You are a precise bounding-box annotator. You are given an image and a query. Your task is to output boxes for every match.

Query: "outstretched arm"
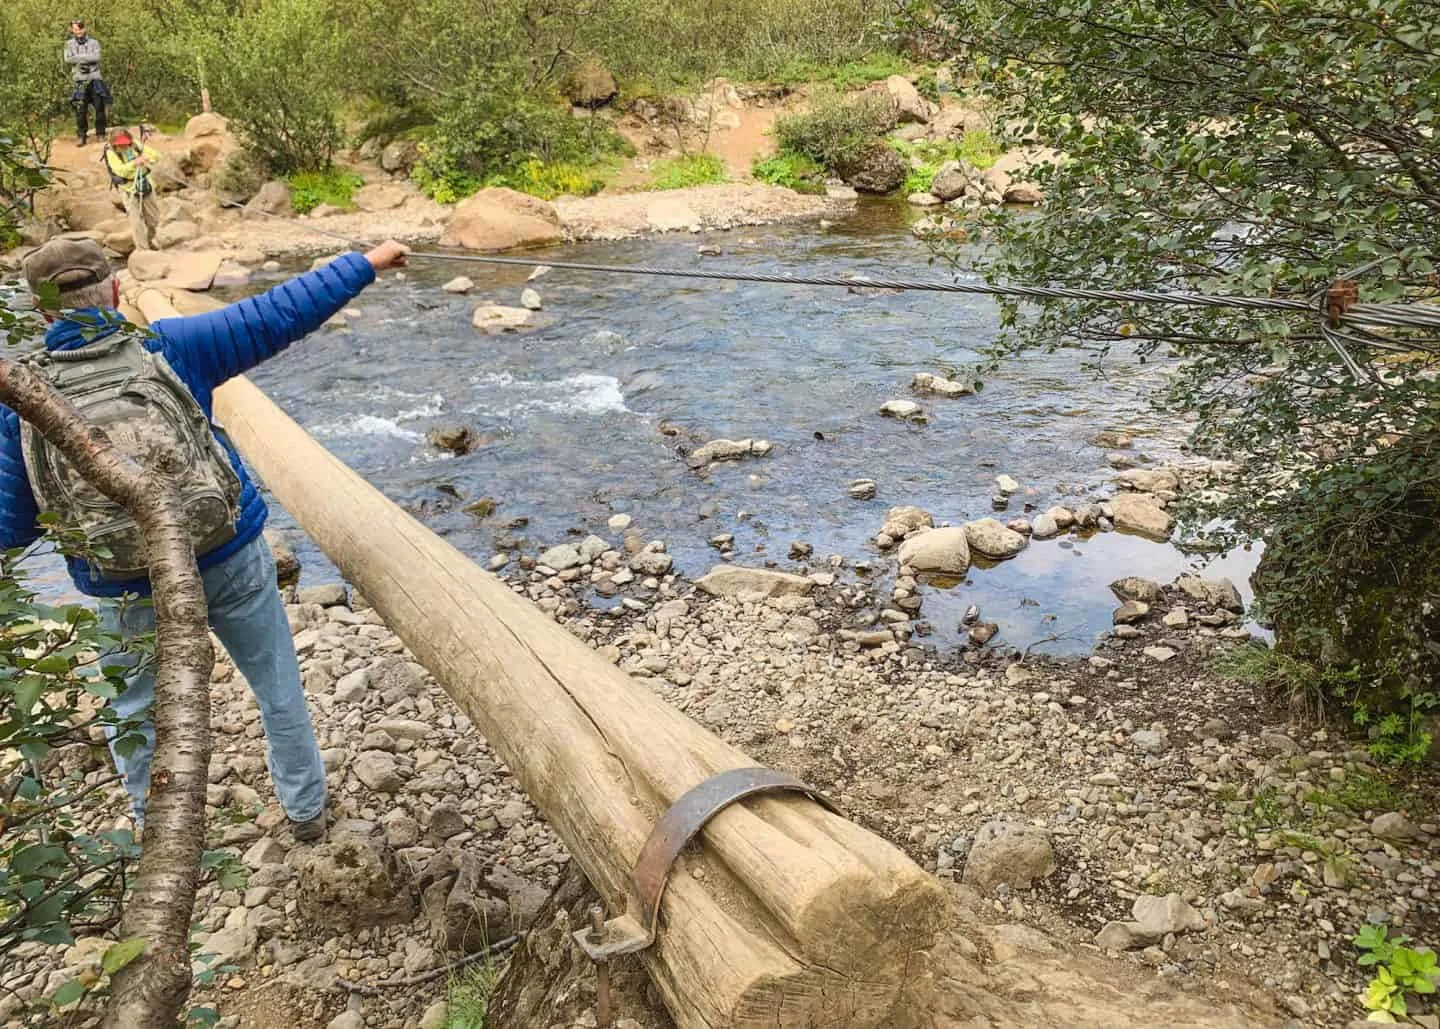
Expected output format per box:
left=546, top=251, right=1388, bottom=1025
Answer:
left=151, top=242, right=408, bottom=391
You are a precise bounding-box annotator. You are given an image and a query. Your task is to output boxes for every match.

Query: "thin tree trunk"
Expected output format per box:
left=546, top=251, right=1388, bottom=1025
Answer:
left=0, top=357, right=212, bottom=1027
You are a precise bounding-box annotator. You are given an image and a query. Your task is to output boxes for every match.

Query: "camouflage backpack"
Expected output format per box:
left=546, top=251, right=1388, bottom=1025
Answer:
left=21, top=333, right=242, bottom=581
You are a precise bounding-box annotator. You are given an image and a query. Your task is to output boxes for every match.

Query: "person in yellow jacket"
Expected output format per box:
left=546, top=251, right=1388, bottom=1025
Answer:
left=105, top=129, right=162, bottom=250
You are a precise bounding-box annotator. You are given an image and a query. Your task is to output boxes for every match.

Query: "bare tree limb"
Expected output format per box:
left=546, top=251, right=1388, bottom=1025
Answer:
left=0, top=355, right=212, bottom=1028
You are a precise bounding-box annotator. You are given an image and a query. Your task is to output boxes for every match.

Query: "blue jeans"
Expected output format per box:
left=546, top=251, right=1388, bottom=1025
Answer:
left=101, top=535, right=326, bottom=824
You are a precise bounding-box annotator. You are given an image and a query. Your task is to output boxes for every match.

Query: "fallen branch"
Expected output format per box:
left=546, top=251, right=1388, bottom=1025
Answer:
left=0, top=353, right=213, bottom=1028
left=335, top=934, right=523, bottom=995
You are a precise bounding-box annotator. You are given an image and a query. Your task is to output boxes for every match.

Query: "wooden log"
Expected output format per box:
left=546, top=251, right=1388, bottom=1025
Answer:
left=129, top=286, right=948, bottom=1027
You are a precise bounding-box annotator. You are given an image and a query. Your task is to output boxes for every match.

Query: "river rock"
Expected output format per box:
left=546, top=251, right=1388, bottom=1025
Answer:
left=908, top=192, right=942, bottom=207
left=426, top=852, right=511, bottom=952
left=1112, top=601, right=1150, bottom=625
left=879, top=506, right=933, bottom=544
left=994, top=475, right=1020, bottom=495
left=520, top=287, right=543, bottom=310
left=837, top=141, right=907, bottom=194
left=155, top=220, right=200, bottom=248
left=1093, top=429, right=1134, bottom=449
left=898, top=527, right=971, bottom=575
left=964, top=518, right=1027, bottom=559
left=1029, top=511, right=1060, bottom=539
left=353, top=751, right=402, bottom=793
left=962, top=820, right=1056, bottom=893
left=244, top=181, right=292, bottom=218
left=1162, top=607, right=1190, bottom=628
left=1133, top=893, right=1205, bottom=937
left=1109, top=493, right=1174, bottom=539
left=442, top=276, right=474, bottom=294
left=427, top=425, right=478, bottom=454
left=1111, top=576, right=1161, bottom=603
left=1173, top=575, right=1244, bottom=612
left=688, top=438, right=771, bottom=468
left=696, top=566, right=813, bottom=599
left=381, top=139, right=421, bottom=175
left=266, top=530, right=301, bottom=586
left=298, top=837, right=415, bottom=931
left=848, top=479, right=877, bottom=500
left=969, top=622, right=999, bottom=646
left=299, top=583, right=347, bottom=608
left=1371, top=812, right=1417, bottom=842
left=930, top=167, right=969, bottom=202
left=472, top=305, right=535, bottom=334
left=630, top=549, right=674, bottom=576
left=539, top=543, right=583, bottom=571
left=1116, top=467, right=1181, bottom=494
left=441, top=187, right=563, bottom=251
left=879, top=399, right=926, bottom=421
left=883, top=74, right=934, bottom=124
left=1143, top=646, right=1177, bottom=663
left=912, top=372, right=973, bottom=398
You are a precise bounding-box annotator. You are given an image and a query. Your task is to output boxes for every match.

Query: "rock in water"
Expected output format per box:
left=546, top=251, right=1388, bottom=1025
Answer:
left=1111, top=576, right=1161, bottom=603
left=297, top=838, right=415, bottom=930
left=837, top=141, right=907, bottom=194
left=848, top=478, right=877, bottom=500
left=440, top=187, right=563, bottom=251
left=442, top=276, right=474, bottom=294
left=962, top=820, right=1056, bottom=893
left=898, top=527, right=971, bottom=575
left=879, top=399, right=926, bottom=421
left=964, top=518, right=1028, bottom=559
left=427, top=425, right=478, bottom=454
left=471, top=304, right=535, bottom=334
left=1112, top=600, right=1150, bottom=625
left=912, top=371, right=974, bottom=398
left=520, top=287, right=543, bottom=311
left=1173, top=574, right=1245, bottom=612
left=1108, top=492, right=1174, bottom=539
left=995, top=474, right=1021, bottom=495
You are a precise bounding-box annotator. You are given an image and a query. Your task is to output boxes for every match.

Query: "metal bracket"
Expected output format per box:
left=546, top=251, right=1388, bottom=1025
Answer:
left=1324, top=279, right=1359, bottom=322
left=572, top=766, right=839, bottom=961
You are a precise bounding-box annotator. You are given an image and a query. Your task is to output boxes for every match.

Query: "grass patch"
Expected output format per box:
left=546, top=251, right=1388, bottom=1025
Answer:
left=1305, top=771, right=1409, bottom=817
left=444, top=960, right=504, bottom=1029
left=891, top=132, right=1004, bottom=194
left=288, top=168, right=365, bottom=214
left=489, top=157, right=615, bottom=200
left=650, top=153, right=728, bottom=190
left=751, top=151, right=827, bottom=194
left=775, top=51, right=911, bottom=90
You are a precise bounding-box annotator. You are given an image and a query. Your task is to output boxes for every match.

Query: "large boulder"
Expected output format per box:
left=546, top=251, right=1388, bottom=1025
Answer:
left=1109, top=492, right=1174, bottom=539
left=297, top=837, right=415, bottom=931
left=244, top=180, right=292, bottom=218
left=561, top=57, right=619, bottom=109
left=128, top=249, right=225, bottom=290
left=898, top=527, right=971, bottom=576
left=184, top=113, right=230, bottom=140
left=882, top=75, right=934, bottom=125
left=696, top=566, right=813, bottom=599
left=154, top=220, right=201, bottom=249
left=380, top=139, right=420, bottom=175
left=440, top=188, right=563, bottom=252
left=964, top=518, right=1028, bottom=560
left=1174, top=575, right=1244, bottom=612
left=962, top=820, right=1056, bottom=893
left=837, top=142, right=907, bottom=195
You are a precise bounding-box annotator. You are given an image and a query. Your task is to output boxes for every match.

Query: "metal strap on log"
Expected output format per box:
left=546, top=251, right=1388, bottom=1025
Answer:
left=124, top=282, right=948, bottom=1028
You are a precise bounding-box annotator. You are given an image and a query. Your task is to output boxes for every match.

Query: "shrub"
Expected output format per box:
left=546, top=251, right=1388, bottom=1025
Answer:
left=488, top=158, right=611, bottom=200
left=751, top=151, right=827, bottom=194
left=287, top=169, right=364, bottom=214
left=650, top=153, right=728, bottom=190
left=893, top=133, right=1003, bottom=193
left=772, top=89, right=896, bottom=171
left=211, top=149, right=266, bottom=201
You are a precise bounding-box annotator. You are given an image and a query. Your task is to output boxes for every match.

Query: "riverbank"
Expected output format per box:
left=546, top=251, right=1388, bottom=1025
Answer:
left=4, top=525, right=1433, bottom=1028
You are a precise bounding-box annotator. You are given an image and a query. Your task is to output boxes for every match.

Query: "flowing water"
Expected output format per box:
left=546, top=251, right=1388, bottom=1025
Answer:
left=15, top=202, right=1261, bottom=653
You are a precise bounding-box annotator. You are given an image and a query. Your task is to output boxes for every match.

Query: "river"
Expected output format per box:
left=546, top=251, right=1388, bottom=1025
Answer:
left=9, top=201, right=1259, bottom=654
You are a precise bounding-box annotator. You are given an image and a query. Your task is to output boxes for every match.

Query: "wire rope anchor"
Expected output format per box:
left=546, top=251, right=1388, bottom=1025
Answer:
left=1323, top=279, right=1359, bottom=323
left=571, top=767, right=840, bottom=1021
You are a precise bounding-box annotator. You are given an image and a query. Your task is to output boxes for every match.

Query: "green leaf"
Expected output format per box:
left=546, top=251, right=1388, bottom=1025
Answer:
left=102, top=937, right=148, bottom=975
left=50, top=980, right=85, bottom=1007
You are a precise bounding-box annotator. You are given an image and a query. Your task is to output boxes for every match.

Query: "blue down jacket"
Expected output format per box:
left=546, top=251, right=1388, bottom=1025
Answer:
left=0, top=252, right=375, bottom=596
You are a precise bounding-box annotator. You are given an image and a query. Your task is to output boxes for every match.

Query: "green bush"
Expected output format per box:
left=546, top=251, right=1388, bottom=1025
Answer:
left=892, top=133, right=1003, bottom=193
left=772, top=89, right=896, bottom=171
left=211, top=149, right=266, bottom=201
left=287, top=169, right=364, bottom=213
left=412, top=71, right=631, bottom=202
left=751, top=151, right=826, bottom=194
left=488, top=158, right=612, bottom=200
left=650, top=153, right=727, bottom=190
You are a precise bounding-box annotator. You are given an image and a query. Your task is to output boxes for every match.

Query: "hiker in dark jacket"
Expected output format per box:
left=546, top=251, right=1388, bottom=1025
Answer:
left=1, top=236, right=410, bottom=839
left=65, top=20, right=109, bottom=146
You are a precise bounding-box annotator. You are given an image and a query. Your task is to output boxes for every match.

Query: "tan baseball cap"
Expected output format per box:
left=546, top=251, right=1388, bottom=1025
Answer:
left=22, top=238, right=112, bottom=294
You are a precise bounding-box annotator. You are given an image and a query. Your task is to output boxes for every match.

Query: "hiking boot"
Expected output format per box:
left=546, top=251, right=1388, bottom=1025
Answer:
left=290, top=812, right=326, bottom=843
left=77, top=136, right=88, bottom=147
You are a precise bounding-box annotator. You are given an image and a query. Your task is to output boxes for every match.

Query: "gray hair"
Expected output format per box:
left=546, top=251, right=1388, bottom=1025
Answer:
left=55, top=275, right=117, bottom=311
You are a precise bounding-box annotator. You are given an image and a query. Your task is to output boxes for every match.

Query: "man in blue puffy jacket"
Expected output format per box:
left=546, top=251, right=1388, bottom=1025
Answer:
left=2, top=236, right=410, bottom=840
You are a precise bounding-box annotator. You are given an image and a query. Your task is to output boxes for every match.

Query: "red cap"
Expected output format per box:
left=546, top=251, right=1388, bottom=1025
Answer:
left=112, top=130, right=133, bottom=146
